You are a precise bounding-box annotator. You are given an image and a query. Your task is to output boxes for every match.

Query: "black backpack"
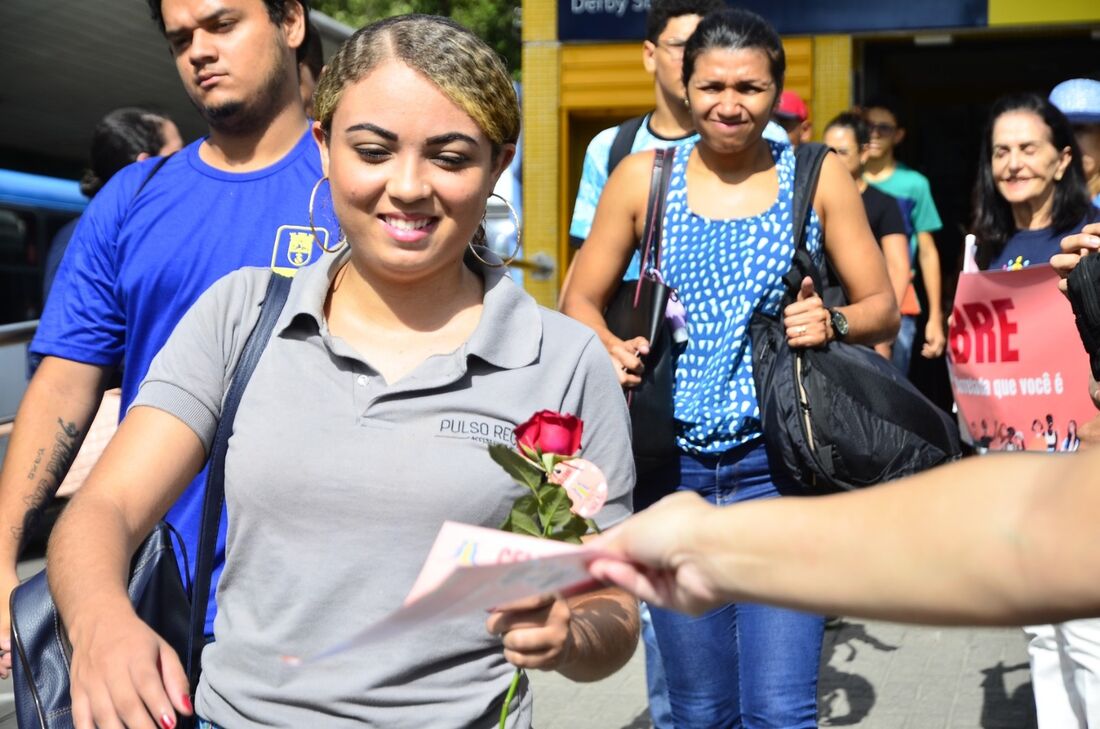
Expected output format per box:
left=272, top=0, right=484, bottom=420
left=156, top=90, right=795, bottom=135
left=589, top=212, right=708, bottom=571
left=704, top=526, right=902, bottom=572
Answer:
left=750, top=143, right=962, bottom=492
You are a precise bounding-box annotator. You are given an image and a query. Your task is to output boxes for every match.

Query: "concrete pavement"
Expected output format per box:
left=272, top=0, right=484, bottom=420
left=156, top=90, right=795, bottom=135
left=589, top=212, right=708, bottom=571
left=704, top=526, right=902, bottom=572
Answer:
left=528, top=618, right=1038, bottom=728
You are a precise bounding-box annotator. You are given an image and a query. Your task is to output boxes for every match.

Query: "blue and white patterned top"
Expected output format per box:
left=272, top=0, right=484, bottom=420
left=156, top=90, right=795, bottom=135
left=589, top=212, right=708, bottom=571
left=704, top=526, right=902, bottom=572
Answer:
left=661, top=139, right=824, bottom=454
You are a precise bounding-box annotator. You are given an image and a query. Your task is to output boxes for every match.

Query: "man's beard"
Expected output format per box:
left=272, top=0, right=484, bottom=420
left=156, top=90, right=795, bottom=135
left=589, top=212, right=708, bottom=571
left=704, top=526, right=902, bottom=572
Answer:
left=193, top=46, right=290, bottom=135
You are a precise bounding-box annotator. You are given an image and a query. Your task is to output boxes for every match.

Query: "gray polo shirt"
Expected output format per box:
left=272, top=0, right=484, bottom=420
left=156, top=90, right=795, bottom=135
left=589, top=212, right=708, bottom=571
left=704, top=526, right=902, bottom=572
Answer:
left=132, top=249, right=634, bottom=729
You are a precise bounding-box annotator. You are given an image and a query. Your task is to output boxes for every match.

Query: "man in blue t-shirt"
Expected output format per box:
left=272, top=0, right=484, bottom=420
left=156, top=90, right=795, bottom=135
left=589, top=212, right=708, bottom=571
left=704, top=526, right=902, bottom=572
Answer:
left=0, top=0, right=330, bottom=673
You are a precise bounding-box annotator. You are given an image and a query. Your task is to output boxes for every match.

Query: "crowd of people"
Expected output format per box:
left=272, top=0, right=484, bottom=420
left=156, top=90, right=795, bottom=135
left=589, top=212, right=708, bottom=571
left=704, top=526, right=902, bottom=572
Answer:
left=0, top=0, right=1098, bottom=728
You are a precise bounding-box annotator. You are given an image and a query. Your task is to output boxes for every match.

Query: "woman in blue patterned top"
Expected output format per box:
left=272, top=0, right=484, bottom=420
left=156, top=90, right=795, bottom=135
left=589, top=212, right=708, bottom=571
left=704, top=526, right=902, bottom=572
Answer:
left=562, top=8, right=898, bottom=728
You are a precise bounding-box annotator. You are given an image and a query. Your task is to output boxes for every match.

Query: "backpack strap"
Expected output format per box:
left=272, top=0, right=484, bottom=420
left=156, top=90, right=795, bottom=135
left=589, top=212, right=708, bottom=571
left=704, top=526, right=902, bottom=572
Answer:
left=185, top=270, right=294, bottom=689
left=633, top=147, right=674, bottom=304
left=780, top=143, right=831, bottom=298
left=607, top=114, right=648, bottom=176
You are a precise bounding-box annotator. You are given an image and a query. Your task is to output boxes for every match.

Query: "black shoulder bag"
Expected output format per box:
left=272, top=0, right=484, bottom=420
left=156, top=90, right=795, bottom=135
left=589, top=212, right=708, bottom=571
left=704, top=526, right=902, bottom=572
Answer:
left=10, top=271, right=293, bottom=729
left=603, top=147, right=677, bottom=475
left=750, top=143, right=962, bottom=492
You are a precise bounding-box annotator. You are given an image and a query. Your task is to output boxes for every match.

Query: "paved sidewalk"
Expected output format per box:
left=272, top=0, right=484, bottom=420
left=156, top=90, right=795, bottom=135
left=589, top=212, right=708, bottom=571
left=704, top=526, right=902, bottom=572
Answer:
left=529, top=618, right=1038, bottom=728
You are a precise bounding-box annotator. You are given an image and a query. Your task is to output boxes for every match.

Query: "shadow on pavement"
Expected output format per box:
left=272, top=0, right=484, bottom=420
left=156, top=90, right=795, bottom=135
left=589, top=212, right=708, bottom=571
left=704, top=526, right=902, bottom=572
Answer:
left=979, top=661, right=1037, bottom=729
left=818, top=620, right=899, bottom=726
left=619, top=708, right=653, bottom=729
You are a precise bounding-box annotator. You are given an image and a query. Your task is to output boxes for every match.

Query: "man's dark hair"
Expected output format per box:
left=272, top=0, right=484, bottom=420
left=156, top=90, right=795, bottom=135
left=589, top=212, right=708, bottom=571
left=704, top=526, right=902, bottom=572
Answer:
left=146, top=0, right=311, bottom=63
left=645, top=0, right=725, bottom=43
left=862, top=95, right=904, bottom=124
left=681, top=8, right=785, bottom=94
left=971, top=92, right=1092, bottom=269
left=81, top=108, right=170, bottom=197
left=824, top=112, right=870, bottom=147
left=301, top=20, right=324, bottom=77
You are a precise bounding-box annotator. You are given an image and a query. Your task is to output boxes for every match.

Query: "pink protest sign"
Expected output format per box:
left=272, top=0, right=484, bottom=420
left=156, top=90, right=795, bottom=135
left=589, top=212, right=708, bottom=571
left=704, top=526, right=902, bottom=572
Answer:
left=288, top=522, right=607, bottom=664
left=947, top=266, right=1093, bottom=452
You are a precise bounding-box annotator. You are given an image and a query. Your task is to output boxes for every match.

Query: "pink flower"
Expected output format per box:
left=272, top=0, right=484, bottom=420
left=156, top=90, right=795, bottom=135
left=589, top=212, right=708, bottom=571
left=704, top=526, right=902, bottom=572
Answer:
left=514, top=411, right=583, bottom=457
left=549, top=459, right=608, bottom=519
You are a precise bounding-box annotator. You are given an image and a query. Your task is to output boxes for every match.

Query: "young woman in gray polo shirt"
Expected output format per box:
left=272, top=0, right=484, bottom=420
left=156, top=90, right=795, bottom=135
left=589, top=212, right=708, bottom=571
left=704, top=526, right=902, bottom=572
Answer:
left=47, top=15, right=639, bottom=729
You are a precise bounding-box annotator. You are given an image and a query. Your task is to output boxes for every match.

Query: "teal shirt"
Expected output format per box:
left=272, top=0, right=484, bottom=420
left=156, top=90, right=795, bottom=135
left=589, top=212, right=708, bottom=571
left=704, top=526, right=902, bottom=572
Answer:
left=865, top=162, right=942, bottom=260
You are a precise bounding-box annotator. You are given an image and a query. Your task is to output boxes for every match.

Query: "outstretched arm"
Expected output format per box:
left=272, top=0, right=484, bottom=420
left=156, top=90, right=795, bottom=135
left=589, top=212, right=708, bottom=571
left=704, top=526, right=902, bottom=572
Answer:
left=590, top=451, right=1100, bottom=626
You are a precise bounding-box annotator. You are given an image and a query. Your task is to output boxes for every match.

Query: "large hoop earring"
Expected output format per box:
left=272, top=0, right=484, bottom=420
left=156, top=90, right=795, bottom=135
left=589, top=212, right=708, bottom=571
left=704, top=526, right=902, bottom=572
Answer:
left=309, top=176, right=345, bottom=253
left=467, top=192, right=522, bottom=268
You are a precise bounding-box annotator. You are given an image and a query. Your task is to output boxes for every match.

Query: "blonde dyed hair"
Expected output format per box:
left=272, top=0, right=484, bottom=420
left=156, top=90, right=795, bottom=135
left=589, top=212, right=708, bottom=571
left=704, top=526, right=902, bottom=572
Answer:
left=314, top=14, right=520, bottom=155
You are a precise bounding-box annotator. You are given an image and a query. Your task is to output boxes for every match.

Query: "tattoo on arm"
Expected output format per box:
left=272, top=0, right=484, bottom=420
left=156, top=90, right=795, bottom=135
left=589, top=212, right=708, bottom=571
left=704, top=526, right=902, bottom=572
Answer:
left=11, top=419, right=83, bottom=549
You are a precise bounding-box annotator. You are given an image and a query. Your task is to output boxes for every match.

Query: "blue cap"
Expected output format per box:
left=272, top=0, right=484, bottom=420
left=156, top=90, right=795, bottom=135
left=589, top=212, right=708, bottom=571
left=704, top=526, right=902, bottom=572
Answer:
left=1049, top=78, right=1100, bottom=125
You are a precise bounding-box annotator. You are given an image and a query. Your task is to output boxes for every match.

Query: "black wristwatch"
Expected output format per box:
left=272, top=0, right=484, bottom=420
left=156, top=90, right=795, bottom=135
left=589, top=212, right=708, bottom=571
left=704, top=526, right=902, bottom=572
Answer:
left=829, top=308, right=849, bottom=341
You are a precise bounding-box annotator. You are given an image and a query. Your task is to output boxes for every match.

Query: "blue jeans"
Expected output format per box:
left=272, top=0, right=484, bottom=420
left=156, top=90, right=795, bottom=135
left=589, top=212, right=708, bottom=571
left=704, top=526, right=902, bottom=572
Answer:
left=641, top=439, right=824, bottom=728
left=640, top=601, right=673, bottom=728
left=891, top=313, right=917, bottom=375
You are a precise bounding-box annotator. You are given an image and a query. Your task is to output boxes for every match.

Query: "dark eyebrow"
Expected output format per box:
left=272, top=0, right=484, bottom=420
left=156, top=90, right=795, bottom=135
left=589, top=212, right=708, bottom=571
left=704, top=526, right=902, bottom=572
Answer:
left=427, top=132, right=479, bottom=147
left=346, top=123, right=397, bottom=141
left=165, top=7, right=232, bottom=38
left=344, top=125, right=479, bottom=148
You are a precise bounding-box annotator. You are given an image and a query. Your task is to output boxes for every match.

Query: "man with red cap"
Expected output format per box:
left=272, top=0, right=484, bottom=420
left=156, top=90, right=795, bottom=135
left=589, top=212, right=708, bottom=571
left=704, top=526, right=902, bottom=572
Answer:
left=773, top=90, right=812, bottom=148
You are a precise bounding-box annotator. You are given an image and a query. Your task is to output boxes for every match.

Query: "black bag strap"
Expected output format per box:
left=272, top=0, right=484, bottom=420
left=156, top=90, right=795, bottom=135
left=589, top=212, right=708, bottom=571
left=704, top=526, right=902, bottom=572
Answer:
left=185, top=270, right=294, bottom=688
left=134, top=153, right=175, bottom=199
left=633, top=147, right=675, bottom=305
left=780, top=142, right=831, bottom=299
left=607, top=114, right=648, bottom=175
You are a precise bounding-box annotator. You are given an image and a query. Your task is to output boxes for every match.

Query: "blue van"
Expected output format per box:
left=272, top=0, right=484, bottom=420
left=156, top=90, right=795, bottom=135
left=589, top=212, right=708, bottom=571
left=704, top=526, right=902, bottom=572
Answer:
left=0, top=170, right=88, bottom=433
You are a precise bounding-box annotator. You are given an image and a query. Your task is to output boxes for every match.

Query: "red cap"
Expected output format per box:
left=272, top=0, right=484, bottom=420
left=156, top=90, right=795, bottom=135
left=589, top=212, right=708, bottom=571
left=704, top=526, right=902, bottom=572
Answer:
left=774, top=91, right=808, bottom=122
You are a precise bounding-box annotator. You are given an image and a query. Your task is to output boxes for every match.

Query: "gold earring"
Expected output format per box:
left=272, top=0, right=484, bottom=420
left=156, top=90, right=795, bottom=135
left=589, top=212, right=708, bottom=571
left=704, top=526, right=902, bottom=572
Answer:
left=309, top=176, right=346, bottom=253
left=467, top=193, right=522, bottom=268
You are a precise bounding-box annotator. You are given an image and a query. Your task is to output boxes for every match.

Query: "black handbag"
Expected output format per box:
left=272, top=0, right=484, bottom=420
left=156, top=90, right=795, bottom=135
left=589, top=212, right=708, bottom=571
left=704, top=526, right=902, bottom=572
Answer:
left=751, top=144, right=962, bottom=492
left=10, top=271, right=293, bottom=729
left=603, top=147, right=677, bottom=473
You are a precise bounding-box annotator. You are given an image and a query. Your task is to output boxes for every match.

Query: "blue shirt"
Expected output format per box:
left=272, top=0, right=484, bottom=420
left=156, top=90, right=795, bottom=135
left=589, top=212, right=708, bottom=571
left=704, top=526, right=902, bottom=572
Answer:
left=985, top=208, right=1100, bottom=271
left=660, top=140, right=823, bottom=454
left=31, top=129, right=332, bottom=633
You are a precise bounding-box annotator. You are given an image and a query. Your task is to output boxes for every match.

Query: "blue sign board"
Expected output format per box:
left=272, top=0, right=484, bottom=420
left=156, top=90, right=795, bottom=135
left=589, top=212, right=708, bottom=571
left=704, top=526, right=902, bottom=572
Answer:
left=559, top=0, right=987, bottom=42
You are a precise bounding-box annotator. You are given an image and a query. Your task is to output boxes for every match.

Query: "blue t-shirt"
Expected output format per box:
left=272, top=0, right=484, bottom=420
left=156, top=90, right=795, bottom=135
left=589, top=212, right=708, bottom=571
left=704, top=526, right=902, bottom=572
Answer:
left=660, top=139, right=823, bottom=454
left=31, top=129, right=332, bottom=633
left=569, top=115, right=789, bottom=279
left=985, top=207, right=1100, bottom=271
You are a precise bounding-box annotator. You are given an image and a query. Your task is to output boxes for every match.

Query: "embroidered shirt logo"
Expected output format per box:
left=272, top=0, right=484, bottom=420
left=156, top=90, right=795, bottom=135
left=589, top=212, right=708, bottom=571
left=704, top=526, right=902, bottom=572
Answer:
left=435, top=417, right=517, bottom=447
left=270, top=225, right=328, bottom=276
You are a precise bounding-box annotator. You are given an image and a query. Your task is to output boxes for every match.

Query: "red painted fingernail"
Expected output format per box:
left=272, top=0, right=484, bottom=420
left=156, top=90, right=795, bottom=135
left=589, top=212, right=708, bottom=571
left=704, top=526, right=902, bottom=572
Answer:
left=160, top=713, right=176, bottom=729
left=181, top=694, right=193, bottom=713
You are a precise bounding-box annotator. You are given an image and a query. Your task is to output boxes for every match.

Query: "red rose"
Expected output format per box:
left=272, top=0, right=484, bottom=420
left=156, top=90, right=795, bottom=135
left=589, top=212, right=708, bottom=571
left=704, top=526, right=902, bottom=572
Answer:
left=514, top=411, right=583, bottom=456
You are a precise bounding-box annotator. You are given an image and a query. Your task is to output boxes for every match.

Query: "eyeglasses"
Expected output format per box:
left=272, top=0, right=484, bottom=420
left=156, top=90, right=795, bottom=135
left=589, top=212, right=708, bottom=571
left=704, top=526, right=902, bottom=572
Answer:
left=867, top=122, right=898, bottom=136
left=657, top=39, right=687, bottom=59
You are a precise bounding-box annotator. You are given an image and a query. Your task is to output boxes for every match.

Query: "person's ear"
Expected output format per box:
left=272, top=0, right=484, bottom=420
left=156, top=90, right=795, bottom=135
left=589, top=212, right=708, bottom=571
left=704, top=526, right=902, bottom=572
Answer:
left=642, top=41, right=657, bottom=75
left=893, top=126, right=906, bottom=146
left=284, top=0, right=307, bottom=55
left=859, top=144, right=871, bottom=167
left=491, top=143, right=517, bottom=185
left=311, top=120, right=330, bottom=176
left=1054, top=146, right=1072, bottom=182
